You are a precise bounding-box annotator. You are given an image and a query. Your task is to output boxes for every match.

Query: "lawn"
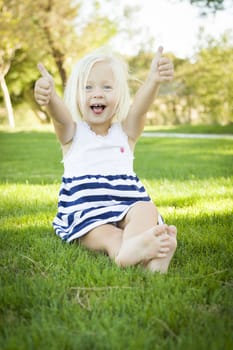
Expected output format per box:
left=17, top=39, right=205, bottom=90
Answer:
left=144, top=123, right=233, bottom=135
left=0, top=129, right=232, bottom=350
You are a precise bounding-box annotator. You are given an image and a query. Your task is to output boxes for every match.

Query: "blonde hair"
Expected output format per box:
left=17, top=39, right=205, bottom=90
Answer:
left=64, top=48, right=131, bottom=122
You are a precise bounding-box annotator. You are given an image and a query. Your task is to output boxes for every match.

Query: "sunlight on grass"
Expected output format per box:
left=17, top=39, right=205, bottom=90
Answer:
left=1, top=176, right=232, bottom=232
left=144, top=177, right=232, bottom=217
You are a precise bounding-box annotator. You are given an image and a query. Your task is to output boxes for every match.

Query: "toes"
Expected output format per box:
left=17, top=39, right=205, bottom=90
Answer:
left=160, top=247, right=170, bottom=254
left=157, top=252, right=167, bottom=258
left=168, top=225, right=177, bottom=237
left=160, top=233, right=170, bottom=242
left=154, top=224, right=168, bottom=237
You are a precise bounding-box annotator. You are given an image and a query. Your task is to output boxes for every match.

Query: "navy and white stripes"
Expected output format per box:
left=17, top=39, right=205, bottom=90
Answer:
left=53, top=174, right=151, bottom=242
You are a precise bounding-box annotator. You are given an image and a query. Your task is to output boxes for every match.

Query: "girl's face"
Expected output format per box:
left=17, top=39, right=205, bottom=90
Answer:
left=80, top=61, right=118, bottom=132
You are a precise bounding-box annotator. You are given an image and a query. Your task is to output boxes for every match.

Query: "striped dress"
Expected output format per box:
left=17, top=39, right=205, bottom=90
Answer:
left=53, top=121, right=163, bottom=243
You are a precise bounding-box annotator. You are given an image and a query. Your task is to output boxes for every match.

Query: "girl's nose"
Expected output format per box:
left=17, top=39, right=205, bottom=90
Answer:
left=93, top=87, right=104, bottom=98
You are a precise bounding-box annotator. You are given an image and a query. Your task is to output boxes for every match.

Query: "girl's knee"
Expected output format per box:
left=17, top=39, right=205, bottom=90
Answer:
left=123, top=201, right=158, bottom=227
left=134, top=201, right=158, bottom=216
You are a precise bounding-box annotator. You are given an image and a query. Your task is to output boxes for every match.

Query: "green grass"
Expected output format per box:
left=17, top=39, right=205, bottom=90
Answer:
left=144, top=123, right=233, bottom=134
left=0, top=130, right=233, bottom=350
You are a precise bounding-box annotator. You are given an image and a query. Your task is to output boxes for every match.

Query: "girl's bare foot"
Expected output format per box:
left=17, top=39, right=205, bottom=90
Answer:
left=146, top=225, right=177, bottom=273
left=115, top=224, right=170, bottom=267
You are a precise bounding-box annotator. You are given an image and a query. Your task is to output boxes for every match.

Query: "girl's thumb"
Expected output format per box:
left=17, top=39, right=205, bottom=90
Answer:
left=156, top=46, right=163, bottom=59
left=37, top=63, right=51, bottom=79
left=151, top=46, right=164, bottom=70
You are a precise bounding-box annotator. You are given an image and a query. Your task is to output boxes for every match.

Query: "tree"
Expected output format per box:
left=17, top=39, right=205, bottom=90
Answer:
left=190, top=0, right=225, bottom=12
left=0, top=0, right=23, bottom=127
left=125, top=29, right=233, bottom=126
left=174, top=30, right=233, bottom=124
left=177, top=0, right=228, bottom=14
left=193, top=32, right=233, bottom=123
left=0, top=0, right=120, bottom=126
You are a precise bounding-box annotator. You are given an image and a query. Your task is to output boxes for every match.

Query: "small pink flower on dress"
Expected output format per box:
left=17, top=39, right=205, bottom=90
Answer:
left=120, top=147, right=125, bottom=153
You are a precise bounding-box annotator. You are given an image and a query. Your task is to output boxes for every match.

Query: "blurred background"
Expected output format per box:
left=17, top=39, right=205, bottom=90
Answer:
left=1, top=0, right=233, bottom=129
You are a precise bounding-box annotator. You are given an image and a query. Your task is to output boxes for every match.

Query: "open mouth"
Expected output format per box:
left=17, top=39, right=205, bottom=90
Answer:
left=90, top=104, right=106, bottom=114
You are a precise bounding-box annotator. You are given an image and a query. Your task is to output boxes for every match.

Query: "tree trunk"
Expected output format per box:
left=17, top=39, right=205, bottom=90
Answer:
left=43, top=25, right=67, bottom=88
left=0, top=75, right=15, bottom=128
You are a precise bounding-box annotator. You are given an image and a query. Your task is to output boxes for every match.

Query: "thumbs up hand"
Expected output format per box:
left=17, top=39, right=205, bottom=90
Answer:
left=34, top=63, right=56, bottom=106
left=149, top=46, right=174, bottom=83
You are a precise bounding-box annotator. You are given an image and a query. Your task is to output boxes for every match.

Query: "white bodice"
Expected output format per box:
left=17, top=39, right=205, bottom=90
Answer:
left=62, top=121, right=134, bottom=177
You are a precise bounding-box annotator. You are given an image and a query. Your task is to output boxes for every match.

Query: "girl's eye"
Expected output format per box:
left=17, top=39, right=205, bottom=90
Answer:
left=103, top=85, right=112, bottom=90
left=85, top=85, right=92, bottom=90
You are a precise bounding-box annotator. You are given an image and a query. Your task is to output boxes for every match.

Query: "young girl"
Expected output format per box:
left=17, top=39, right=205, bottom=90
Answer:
left=34, top=46, right=177, bottom=273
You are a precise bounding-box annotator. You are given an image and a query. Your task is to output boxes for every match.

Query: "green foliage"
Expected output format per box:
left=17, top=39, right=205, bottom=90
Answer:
left=169, top=30, right=233, bottom=125
left=0, top=0, right=120, bottom=118
left=189, top=0, right=225, bottom=13
left=1, top=0, right=233, bottom=127
left=0, top=130, right=232, bottom=349
left=124, top=29, right=233, bottom=126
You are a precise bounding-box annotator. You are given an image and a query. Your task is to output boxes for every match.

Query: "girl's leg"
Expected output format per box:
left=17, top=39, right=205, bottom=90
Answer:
left=79, top=203, right=177, bottom=273
left=118, top=201, right=158, bottom=239
left=79, top=224, right=123, bottom=260
left=115, top=201, right=173, bottom=267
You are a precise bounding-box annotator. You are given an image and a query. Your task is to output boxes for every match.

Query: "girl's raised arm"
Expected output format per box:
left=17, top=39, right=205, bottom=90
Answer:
left=34, top=63, right=75, bottom=145
left=123, top=47, right=174, bottom=143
